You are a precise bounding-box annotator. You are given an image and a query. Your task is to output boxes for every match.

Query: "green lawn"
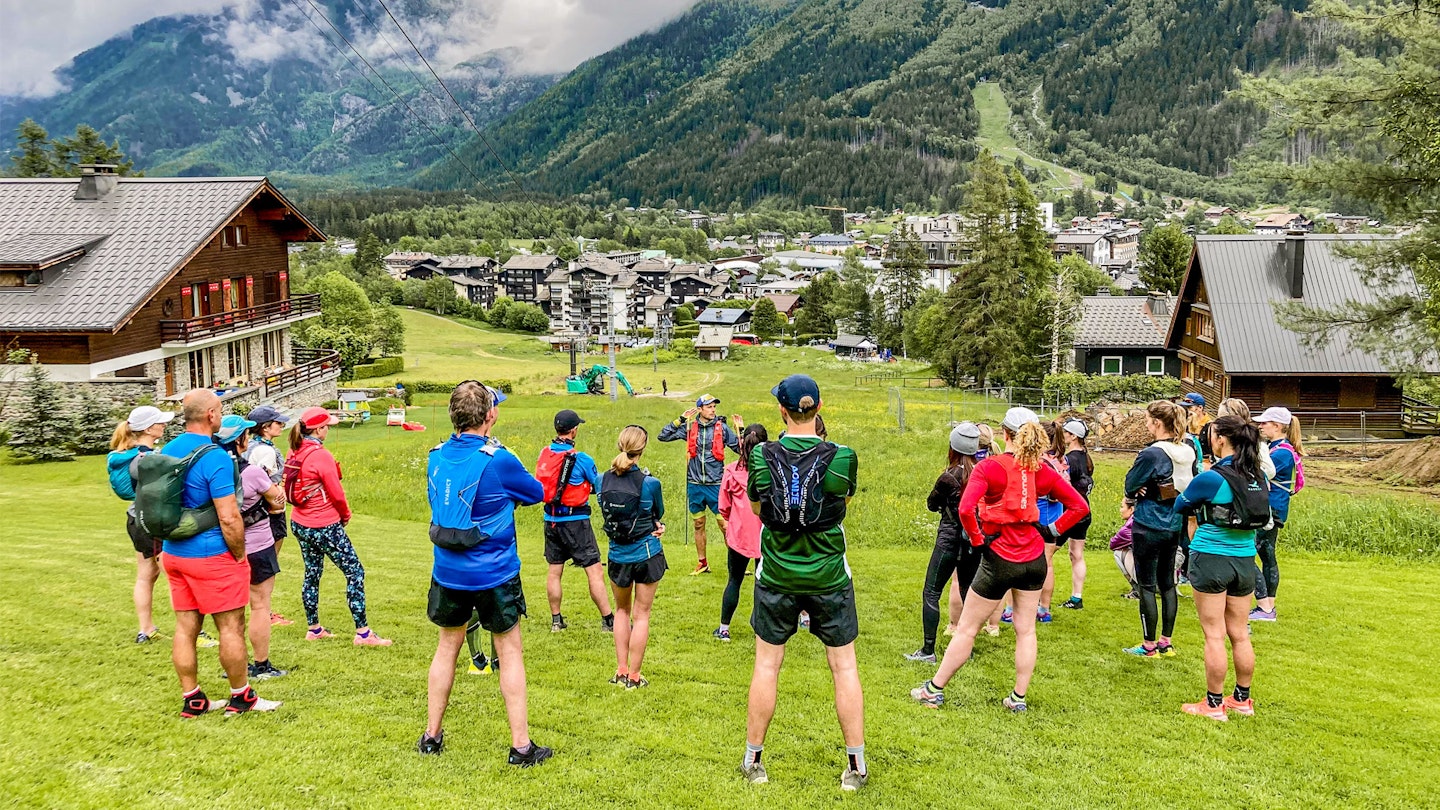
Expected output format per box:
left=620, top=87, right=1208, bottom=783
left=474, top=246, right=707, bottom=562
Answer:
left=4, top=329, right=1440, bottom=808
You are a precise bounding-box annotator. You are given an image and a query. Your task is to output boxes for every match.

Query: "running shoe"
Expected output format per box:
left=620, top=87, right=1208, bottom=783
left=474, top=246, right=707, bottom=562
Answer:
left=1156, top=643, right=1176, bottom=658
left=179, top=691, right=212, bottom=719
left=469, top=653, right=491, bottom=676
left=305, top=626, right=332, bottom=641
left=269, top=612, right=294, bottom=627
left=1249, top=608, right=1277, bottom=622
left=508, top=742, right=554, bottom=768
left=1061, top=597, right=1084, bottom=610
left=1222, top=695, right=1255, bottom=716
left=1123, top=644, right=1160, bottom=658
left=1000, top=608, right=1014, bottom=624
left=799, top=611, right=811, bottom=629
left=840, top=769, right=868, bottom=791
left=601, top=615, right=615, bottom=633
left=417, top=731, right=445, bottom=755
left=626, top=675, right=649, bottom=689
left=982, top=623, right=1001, bottom=637
left=197, top=631, right=219, bottom=649
left=910, top=682, right=945, bottom=708
left=1181, top=700, right=1228, bottom=722
left=250, top=661, right=289, bottom=680
left=713, top=627, right=732, bottom=642
left=690, top=561, right=711, bottom=575
left=136, top=630, right=160, bottom=645
left=741, top=762, right=769, bottom=785
left=1037, top=608, right=1053, bottom=624
left=1123, top=590, right=1140, bottom=600
left=1002, top=695, right=1028, bottom=713
left=551, top=615, right=568, bottom=633
left=904, top=649, right=937, bottom=664
left=354, top=630, right=392, bottom=646
left=224, top=687, right=282, bottom=717
left=609, top=672, right=628, bottom=686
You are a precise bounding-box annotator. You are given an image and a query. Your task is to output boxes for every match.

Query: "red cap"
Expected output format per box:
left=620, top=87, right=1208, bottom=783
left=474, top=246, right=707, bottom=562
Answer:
left=299, top=406, right=340, bottom=429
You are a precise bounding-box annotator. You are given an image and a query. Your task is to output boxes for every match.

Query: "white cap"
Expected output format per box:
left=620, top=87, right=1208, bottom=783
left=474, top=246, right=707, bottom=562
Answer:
left=1254, top=406, right=1294, bottom=425
left=1001, top=407, right=1040, bottom=432
left=1062, top=419, right=1088, bottom=440
left=127, top=405, right=176, bottom=432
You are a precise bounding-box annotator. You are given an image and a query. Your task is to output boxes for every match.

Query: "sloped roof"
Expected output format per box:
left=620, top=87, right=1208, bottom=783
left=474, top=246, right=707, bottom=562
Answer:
left=645, top=294, right=670, bottom=308
left=1054, top=232, right=1106, bottom=245
left=448, top=276, right=493, bottom=287
left=435, top=254, right=495, bottom=270
left=0, top=176, right=322, bottom=332
left=764, top=294, right=802, bottom=313
left=1075, top=295, right=1172, bottom=348
left=1166, top=235, right=1424, bottom=374
left=833, top=334, right=876, bottom=348
left=0, top=233, right=110, bottom=266
left=698, top=307, right=751, bottom=325
left=503, top=254, right=559, bottom=270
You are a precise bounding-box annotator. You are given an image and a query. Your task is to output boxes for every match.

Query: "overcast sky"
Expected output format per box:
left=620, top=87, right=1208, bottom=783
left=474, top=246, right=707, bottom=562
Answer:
left=0, top=0, right=698, bottom=96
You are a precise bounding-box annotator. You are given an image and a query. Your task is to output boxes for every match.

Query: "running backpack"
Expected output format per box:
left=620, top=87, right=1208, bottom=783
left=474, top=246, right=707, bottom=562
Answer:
left=758, top=440, right=846, bottom=533
left=426, top=441, right=497, bottom=551
left=283, top=441, right=324, bottom=508
left=235, top=457, right=273, bottom=528
left=1273, top=441, right=1306, bottom=494
left=134, top=444, right=224, bottom=540
left=1198, top=465, right=1272, bottom=531
left=107, top=446, right=146, bottom=500
left=598, top=469, right=655, bottom=545
left=536, top=447, right=591, bottom=507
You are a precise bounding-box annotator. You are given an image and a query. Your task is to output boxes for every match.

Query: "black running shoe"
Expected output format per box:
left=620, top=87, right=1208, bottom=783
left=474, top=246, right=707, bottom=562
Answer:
left=180, top=690, right=212, bottom=719
left=417, top=731, right=445, bottom=755
left=551, top=615, right=568, bottom=633
left=508, top=742, right=554, bottom=768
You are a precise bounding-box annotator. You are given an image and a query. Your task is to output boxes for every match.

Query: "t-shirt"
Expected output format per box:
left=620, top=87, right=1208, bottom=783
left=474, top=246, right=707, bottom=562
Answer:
left=160, top=432, right=236, bottom=559
left=747, top=435, right=858, bottom=595
left=431, top=433, right=545, bottom=592
left=240, top=462, right=276, bottom=555
left=1175, top=458, right=1258, bottom=557
left=604, top=470, right=666, bottom=565
left=1268, top=441, right=1298, bottom=523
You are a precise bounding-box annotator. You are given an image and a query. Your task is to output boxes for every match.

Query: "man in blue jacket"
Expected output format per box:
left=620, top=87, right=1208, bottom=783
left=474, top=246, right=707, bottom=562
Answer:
left=537, top=409, right=614, bottom=633
left=419, top=382, right=552, bottom=767
left=657, top=394, right=742, bottom=574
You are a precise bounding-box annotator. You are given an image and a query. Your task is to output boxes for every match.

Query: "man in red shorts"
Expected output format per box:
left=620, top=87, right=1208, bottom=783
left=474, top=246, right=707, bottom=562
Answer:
left=160, top=389, right=280, bottom=717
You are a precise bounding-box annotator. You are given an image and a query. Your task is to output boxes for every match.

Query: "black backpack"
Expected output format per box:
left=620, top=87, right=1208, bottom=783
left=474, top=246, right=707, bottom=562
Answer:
left=599, top=469, right=655, bottom=546
left=1199, top=464, right=1272, bottom=531
left=758, top=440, right=846, bottom=533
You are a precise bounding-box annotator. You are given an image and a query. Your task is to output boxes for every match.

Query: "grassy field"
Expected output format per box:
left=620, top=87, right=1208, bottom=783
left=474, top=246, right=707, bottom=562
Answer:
left=4, top=321, right=1440, bottom=808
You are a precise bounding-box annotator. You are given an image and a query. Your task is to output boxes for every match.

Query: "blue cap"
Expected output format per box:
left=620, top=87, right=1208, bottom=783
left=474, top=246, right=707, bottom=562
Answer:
left=487, top=385, right=507, bottom=406
left=217, top=414, right=257, bottom=445
left=1183, top=393, right=1207, bottom=407
left=246, top=404, right=289, bottom=426
left=771, top=374, right=821, bottom=411
left=696, top=394, right=720, bottom=407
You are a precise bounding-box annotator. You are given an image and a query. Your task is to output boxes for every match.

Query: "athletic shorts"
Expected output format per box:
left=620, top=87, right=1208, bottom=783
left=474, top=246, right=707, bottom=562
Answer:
left=247, top=544, right=280, bottom=586
left=163, top=551, right=250, bottom=615
left=608, top=551, right=668, bottom=589
left=969, top=547, right=1048, bottom=601
left=1187, top=552, right=1258, bottom=597
left=427, top=575, right=526, bottom=633
left=751, top=581, right=859, bottom=648
left=544, top=520, right=602, bottom=568
left=1059, top=516, right=1092, bottom=545
left=126, top=512, right=162, bottom=558
left=687, top=483, right=721, bottom=515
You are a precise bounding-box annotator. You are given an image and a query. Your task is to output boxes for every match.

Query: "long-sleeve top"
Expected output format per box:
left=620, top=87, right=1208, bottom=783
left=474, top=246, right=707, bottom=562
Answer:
left=541, top=440, right=601, bottom=522
left=959, top=456, right=1089, bottom=563
left=289, top=438, right=351, bottom=528
left=605, top=470, right=666, bottom=565
left=657, top=416, right=740, bottom=485
left=1267, top=441, right=1298, bottom=524
left=1124, top=442, right=1190, bottom=532
left=432, top=433, right=545, bottom=591
left=718, top=461, right=761, bottom=559
left=926, top=465, right=969, bottom=543
left=1174, top=457, right=1258, bottom=557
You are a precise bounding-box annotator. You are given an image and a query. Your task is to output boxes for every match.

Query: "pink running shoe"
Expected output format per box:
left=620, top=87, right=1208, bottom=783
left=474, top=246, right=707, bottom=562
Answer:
left=305, top=626, right=333, bottom=640
left=354, top=630, right=393, bottom=647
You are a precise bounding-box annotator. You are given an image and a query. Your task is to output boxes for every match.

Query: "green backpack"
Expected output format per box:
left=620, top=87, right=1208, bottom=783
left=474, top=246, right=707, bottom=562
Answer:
left=135, top=444, right=226, bottom=541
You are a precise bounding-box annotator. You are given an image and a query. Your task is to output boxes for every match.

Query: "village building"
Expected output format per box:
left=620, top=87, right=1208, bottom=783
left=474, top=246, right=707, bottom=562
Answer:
left=499, top=254, right=561, bottom=307
left=805, top=233, right=855, bottom=254
left=694, top=325, right=731, bottom=361
left=762, top=293, right=803, bottom=320
left=1203, top=206, right=1237, bottom=224
left=1052, top=232, right=1113, bottom=267
left=1073, top=293, right=1178, bottom=377
left=1253, top=213, right=1314, bottom=236
left=382, top=250, right=433, bottom=279
left=831, top=334, right=878, bottom=360
left=696, top=307, right=752, bottom=330
left=757, top=231, right=786, bottom=250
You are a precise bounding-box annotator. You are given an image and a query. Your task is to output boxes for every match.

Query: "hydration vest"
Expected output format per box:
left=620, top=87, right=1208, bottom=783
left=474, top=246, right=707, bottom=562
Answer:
left=283, top=440, right=326, bottom=508
left=976, top=454, right=1040, bottom=526
left=758, top=440, right=846, bottom=533
left=536, top=446, right=592, bottom=508
left=598, top=468, right=656, bottom=546
left=233, top=455, right=274, bottom=528
left=1272, top=441, right=1306, bottom=494
left=1197, top=463, right=1272, bottom=530
left=687, top=419, right=726, bottom=462
left=1147, top=440, right=1198, bottom=502
left=426, top=440, right=497, bottom=551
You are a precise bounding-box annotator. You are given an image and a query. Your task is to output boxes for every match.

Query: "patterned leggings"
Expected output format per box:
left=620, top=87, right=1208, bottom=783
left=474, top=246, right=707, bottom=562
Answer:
left=292, top=521, right=368, bottom=629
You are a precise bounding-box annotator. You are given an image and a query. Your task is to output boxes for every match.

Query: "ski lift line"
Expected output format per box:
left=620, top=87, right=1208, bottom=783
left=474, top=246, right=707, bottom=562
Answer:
left=340, top=1, right=462, bottom=120
left=285, top=0, right=495, bottom=195
left=370, top=0, right=526, bottom=193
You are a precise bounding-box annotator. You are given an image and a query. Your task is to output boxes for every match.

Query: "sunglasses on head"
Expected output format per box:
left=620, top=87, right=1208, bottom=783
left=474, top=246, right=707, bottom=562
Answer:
left=625, top=423, right=648, bottom=438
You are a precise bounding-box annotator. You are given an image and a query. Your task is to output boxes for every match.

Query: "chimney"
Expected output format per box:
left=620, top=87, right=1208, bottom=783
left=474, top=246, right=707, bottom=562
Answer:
left=1286, top=230, right=1306, bottom=299
left=74, top=164, right=119, bottom=201
left=1146, top=291, right=1168, bottom=318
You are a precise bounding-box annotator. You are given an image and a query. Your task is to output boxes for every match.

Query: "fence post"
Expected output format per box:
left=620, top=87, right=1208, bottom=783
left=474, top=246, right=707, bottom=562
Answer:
left=898, top=391, right=906, bottom=434
left=1361, top=411, right=1367, bottom=461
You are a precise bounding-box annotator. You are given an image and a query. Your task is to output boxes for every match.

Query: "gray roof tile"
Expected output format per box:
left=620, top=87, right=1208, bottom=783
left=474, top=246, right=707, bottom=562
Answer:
left=1075, top=295, right=1172, bottom=347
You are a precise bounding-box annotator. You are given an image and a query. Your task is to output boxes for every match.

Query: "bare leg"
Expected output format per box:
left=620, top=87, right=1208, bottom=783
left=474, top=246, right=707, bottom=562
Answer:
left=583, top=563, right=612, bottom=617
left=426, top=627, right=466, bottom=736
left=612, top=583, right=633, bottom=675
left=172, top=610, right=202, bottom=692
left=628, top=581, right=659, bottom=678
left=546, top=563, right=564, bottom=616
left=249, top=577, right=276, bottom=662
left=211, top=607, right=249, bottom=690
left=1069, top=540, right=1087, bottom=599
left=1039, top=543, right=1060, bottom=610
left=1009, top=589, right=1041, bottom=696
left=493, top=624, right=531, bottom=749
left=1194, top=591, right=1228, bottom=693
left=746, top=638, right=787, bottom=746
left=1224, top=595, right=1255, bottom=689
left=135, top=552, right=161, bottom=634
left=946, top=576, right=963, bottom=632
left=826, top=643, right=864, bottom=748
left=693, top=514, right=708, bottom=563
left=933, top=590, right=999, bottom=687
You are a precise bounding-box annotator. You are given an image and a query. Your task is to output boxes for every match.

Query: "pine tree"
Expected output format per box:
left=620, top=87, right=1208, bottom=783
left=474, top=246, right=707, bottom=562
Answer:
left=52, top=124, right=134, bottom=176
left=751, top=298, right=786, bottom=340
left=1138, top=224, right=1193, bottom=293
left=940, top=151, right=1019, bottom=385
left=11, top=119, right=54, bottom=177
left=9, top=363, right=75, bottom=462
left=72, top=387, right=118, bottom=455
left=878, top=238, right=926, bottom=351
left=1008, top=169, right=1058, bottom=384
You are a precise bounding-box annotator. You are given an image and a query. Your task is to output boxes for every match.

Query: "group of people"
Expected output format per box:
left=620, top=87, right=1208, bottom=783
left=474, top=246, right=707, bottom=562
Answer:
left=105, top=376, right=1304, bottom=789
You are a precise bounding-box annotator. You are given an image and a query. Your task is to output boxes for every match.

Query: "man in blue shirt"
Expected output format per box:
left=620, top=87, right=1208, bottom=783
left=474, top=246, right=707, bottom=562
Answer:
left=657, top=394, right=743, bottom=574
left=537, top=409, right=614, bottom=633
left=420, top=382, right=552, bottom=767
left=161, top=389, right=280, bottom=718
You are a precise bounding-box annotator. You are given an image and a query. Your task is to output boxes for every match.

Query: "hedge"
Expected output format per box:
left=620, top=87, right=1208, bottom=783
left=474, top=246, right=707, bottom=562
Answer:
left=349, top=356, right=405, bottom=380
left=397, top=379, right=515, bottom=394
left=1041, top=372, right=1181, bottom=405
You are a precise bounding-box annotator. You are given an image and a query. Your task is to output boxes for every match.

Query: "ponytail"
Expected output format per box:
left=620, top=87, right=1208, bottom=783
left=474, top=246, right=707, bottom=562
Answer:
left=108, top=419, right=143, bottom=452
left=1146, top=400, right=1186, bottom=442
left=1006, top=422, right=1047, bottom=471
left=976, top=424, right=1002, bottom=456
left=288, top=421, right=312, bottom=454
left=611, top=425, right=649, bottom=474
left=1284, top=418, right=1305, bottom=456
left=1211, top=416, right=1262, bottom=482
left=737, top=424, right=768, bottom=471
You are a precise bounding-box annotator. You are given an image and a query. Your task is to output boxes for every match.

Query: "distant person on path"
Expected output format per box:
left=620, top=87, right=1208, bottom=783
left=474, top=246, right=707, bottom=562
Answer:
left=662, top=379, right=668, bottom=396
left=1056, top=420, right=1094, bottom=610
left=286, top=406, right=390, bottom=646
left=245, top=405, right=294, bottom=627
left=107, top=405, right=177, bottom=644
left=1120, top=401, right=1196, bottom=658
left=658, top=394, right=742, bottom=575
left=1173, top=415, right=1266, bottom=720
left=910, top=409, right=1088, bottom=714
left=161, top=390, right=280, bottom=717
left=419, top=382, right=551, bottom=766
left=597, top=425, right=667, bottom=687
left=1252, top=406, right=1304, bottom=622
left=741, top=375, right=867, bottom=791
left=907, top=422, right=984, bottom=664
left=217, top=415, right=289, bottom=680
left=535, top=409, right=615, bottom=633
left=714, top=423, right=768, bottom=642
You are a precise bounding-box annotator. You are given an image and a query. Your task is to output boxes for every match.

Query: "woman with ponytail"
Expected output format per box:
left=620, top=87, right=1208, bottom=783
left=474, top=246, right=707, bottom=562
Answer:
left=1172, top=416, right=1265, bottom=720
left=1251, top=407, right=1305, bottom=621
left=715, top=423, right=768, bottom=642
left=906, top=422, right=984, bottom=663
left=106, top=406, right=176, bottom=644
left=911, top=408, right=1089, bottom=714
left=1121, top=401, right=1196, bottom=658
left=598, top=425, right=667, bottom=687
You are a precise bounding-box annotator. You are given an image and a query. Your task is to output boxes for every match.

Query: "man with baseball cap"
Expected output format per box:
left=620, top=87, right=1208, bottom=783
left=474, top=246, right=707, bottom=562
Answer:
left=535, top=409, right=615, bottom=634
left=658, top=394, right=743, bottom=574
left=741, top=374, right=866, bottom=791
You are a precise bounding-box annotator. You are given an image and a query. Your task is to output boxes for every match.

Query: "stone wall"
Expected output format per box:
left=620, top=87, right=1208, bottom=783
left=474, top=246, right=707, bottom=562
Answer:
left=0, top=377, right=158, bottom=423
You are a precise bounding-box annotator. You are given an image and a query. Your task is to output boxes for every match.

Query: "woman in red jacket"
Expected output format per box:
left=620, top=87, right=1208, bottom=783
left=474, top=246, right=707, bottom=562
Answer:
left=911, top=408, right=1089, bottom=713
left=286, top=407, right=390, bottom=646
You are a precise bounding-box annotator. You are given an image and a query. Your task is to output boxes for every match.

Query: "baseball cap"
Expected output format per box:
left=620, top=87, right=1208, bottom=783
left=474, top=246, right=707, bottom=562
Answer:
left=486, top=385, right=507, bottom=406
left=127, top=405, right=175, bottom=432
left=554, top=409, right=585, bottom=432
left=949, top=422, right=981, bottom=455
left=298, top=406, right=340, bottom=430
left=1182, top=392, right=1207, bottom=407
left=696, top=394, right=720, bottom=407
left=1001, top=407, right=1040, bottom=432
left=1062, top=419, right=1088, bottom=440
left=216, top=414, right=257, bottom=445
left=247, top=404, right=290, bottom=427
left=771, top=375, right=821, bottom=411
left=1254, top=406, right=1293, bottom=425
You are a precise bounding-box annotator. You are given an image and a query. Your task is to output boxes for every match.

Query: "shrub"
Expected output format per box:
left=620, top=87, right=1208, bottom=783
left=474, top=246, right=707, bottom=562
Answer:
left=320, top=400, right=339, bottom=410
left=671, top=339, right=697, bottom=359
left=7, top=364, right=74, bottom=462
left=1042, top=373, right=1180, bottom=405
left=367, top=396, right=406, bottom=414
left=398, top=379, right=514, bottom=394
left=350, top=356, right=405, bottom=380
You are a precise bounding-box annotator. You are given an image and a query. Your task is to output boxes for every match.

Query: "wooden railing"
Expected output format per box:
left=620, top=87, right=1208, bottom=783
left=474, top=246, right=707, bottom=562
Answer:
left=1401, top=396, right=1440, bottom=435
left=261, top=347, right=340, bottom=398
left=160, top=294, right=321, bottom=343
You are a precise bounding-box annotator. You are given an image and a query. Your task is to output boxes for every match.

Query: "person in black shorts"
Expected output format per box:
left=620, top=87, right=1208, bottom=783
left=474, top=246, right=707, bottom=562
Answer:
left=536, top=410, right=615, bottom=633
left=597, top=425, right=667, bottom=688
left=106, top=405, right=177, bottom=644
left=906, top=422, right=984, bottom=664
left=1057, top=420, right=1094, bottom=610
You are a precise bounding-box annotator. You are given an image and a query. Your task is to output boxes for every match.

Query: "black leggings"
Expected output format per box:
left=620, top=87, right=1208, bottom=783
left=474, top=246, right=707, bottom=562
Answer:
left=720, top=547, right=754, bottom=625
left=1132, top=522, right=1180, bottom=642
left=1254, top=524, right=1280, bottom=600
left=920, top=527, right=982, bottom=655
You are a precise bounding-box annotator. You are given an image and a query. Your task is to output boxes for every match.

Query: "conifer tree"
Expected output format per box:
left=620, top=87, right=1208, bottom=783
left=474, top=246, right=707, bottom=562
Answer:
left=72, top=387, right=118, bottom=455
left=9, top=363, right=75, bottom=462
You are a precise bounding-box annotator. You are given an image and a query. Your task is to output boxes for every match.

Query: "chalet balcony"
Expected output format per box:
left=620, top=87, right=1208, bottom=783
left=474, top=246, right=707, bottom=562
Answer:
left=160, top=294, right=321, bottom=346
left=261, top=347, right=341, bottom=398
